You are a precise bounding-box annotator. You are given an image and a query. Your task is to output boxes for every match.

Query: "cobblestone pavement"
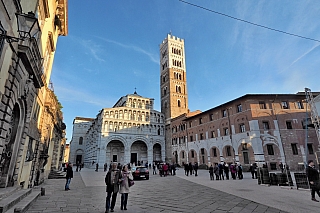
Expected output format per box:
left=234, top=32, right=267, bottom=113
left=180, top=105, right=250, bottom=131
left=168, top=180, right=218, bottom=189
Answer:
left=27, top=168, right=294, bottom=213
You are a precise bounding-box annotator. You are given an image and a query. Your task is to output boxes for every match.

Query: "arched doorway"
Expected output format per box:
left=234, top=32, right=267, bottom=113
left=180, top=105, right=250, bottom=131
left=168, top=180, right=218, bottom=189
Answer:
left=188, top=149, right=197, bottom=164
left=0, top=103, right=22, bottom=187
left=237, top=142, right=254, bottom=166
left=209, top=146, right=220, bottom=166
left=199, top=148, right=208, bottom=165
left=106, top=140, right=124, bottom=164
left=222, top=145, right=235, bottom=164
left=75, top=149, right=84, bottom=164
left=179, top=150, right=187, bottom=165
left=153, top=143, right=161, bottom=163
left=131, top=141, right=147, bottom=166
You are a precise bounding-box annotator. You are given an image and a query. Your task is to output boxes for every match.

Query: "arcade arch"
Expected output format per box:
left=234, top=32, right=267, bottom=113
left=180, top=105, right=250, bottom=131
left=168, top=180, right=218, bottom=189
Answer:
left=130, top=141, right=147, bottom=166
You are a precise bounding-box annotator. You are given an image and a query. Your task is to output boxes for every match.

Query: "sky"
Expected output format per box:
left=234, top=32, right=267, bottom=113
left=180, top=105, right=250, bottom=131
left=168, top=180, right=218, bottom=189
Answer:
left=50, top=0, right=320, bottom=143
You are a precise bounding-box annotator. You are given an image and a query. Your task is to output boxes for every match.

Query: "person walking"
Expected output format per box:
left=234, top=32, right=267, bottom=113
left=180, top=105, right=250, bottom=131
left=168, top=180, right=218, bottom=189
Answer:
left=119, top=165, right=133, bottom=210
left=194, top=162, right=198, bottom=176
left=153, top=163, right=157, bottom=175
left=105, top=163, right=122, bottom=212
left=65, top=163, right=73, bottom=191
left=76, top=161, right=79, bottom=172
left=223, top=162, right=229, bottom=180
left=95, top=163, right=99, bottom=172
left=163, top=163, right=168, bottom=177
left=184, top=163, right=189, bottom=176
left=237, top=163, right=243, bottom=179
left=306, top=160, right=320, bottom=202
left=209, top=165, right=214, bottom=180
left=189, top=162, right=193, bottom=176
left=218, top=163, right=224, bottom=180
left=279, top=162, right=284, bottom=173
left=214, top=163, right=220, bottom=180
left=230, top=163, right=237, bottom=180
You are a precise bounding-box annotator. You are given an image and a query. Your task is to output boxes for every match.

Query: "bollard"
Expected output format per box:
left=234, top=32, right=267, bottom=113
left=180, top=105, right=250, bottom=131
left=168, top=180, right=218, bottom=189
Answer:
left=41, top=187, right=45, bottom=196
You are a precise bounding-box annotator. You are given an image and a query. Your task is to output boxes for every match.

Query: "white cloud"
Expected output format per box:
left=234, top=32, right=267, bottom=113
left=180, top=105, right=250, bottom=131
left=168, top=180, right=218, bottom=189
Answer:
left=71, top=36, right=106, bottom=62
left=96, top=36, right=159, bottom=64
left=55, top=86, right=113, bottom=107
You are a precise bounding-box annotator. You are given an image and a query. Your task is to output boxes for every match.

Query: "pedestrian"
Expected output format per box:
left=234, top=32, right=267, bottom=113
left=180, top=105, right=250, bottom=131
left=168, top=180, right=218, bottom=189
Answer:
left=105, top=163, right=122, bottom=212
left=96, top=163, right=99, bottom=172
left=104, top=163, right=108, bottom=172
left=238, top=163, right=243, bottom=179
left=172, top=164, right=176, bottom=176
left=230, top=163, right=237, bottom=180
left=184, top=163, right=189, bottom=176
left=76, top=161, right=79, bottom=172
left=153, top=163, right=157, bottom=175
left=163, top=163, right=168, bottom=177
left=223, top=162, right=229, bottom=180
left=119, top=165, right=133, bottom=210
left=189, top=162, right=193, bottom=176
left=194, top=162, right=198, bottom=176
left=209, top=165, right=214, bottom=180
left=279, top=162, right=284, bottom=173
left=218, top=163, right=224, bottom=180
left=306, top=160, right=320, bottom=202
left=214, top=163, right=220, bottom=180
left=65, top=163, right=73, bottom=191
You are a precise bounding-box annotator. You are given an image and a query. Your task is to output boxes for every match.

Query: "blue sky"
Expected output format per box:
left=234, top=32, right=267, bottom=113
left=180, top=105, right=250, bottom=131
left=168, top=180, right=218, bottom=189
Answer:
left=51, top=0, right=320, bottom=142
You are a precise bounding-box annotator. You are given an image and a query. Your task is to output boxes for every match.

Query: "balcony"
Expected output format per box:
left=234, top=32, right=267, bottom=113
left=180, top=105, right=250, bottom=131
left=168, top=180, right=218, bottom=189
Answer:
left=18, top=38, right=44, bottom=88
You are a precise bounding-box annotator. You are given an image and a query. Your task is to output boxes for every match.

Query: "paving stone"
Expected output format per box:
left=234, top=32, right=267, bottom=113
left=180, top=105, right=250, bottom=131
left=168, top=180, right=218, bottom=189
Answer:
left=26, top=169, right=300, bottom=213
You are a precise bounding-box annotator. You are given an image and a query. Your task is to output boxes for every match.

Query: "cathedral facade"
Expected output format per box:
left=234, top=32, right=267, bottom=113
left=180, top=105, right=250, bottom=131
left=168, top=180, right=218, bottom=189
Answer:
left=70, top=93, right=165, bottom=167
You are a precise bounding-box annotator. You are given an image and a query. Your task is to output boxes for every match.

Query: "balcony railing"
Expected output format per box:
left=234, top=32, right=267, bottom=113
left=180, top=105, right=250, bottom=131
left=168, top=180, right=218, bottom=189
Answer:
left=18, top=38, right=44, bottom=88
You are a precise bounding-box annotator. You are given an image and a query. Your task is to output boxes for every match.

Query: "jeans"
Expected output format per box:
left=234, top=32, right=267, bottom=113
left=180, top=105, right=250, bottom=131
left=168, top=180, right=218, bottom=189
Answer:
left=106, top=190, right=118, bottom=211
left=65, top=178, right=71, bottom=190
left=121, top=193, right=128, bottom=209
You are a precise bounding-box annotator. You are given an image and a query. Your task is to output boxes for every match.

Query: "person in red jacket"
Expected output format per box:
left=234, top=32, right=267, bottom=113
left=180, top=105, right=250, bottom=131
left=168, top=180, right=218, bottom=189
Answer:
left=162, top=163, right=168, bottom=177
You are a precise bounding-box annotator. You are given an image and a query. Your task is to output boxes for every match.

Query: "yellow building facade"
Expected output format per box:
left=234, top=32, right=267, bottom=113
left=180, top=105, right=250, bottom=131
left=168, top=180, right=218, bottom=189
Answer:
left=0, top=0, right=67, bottom=189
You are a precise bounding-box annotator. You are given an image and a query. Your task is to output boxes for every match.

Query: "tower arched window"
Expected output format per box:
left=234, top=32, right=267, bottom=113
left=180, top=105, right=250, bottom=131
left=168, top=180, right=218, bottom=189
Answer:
left=164, top=87, right=167, bottom=96
left=79, top=137, right=83, bottom=145
left=165, top=101, right=168, bottom=109
left=177, top=100, right=181, bottom=107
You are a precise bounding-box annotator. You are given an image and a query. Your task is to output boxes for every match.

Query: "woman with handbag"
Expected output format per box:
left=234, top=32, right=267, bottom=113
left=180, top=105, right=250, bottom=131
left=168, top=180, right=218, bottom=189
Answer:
left=119, top=165, right=133, bottom=210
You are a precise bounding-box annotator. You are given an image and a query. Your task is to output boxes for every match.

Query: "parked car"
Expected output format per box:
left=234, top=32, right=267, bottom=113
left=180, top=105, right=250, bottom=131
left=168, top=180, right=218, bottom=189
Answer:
left=131, top=166, right=149, bottom=180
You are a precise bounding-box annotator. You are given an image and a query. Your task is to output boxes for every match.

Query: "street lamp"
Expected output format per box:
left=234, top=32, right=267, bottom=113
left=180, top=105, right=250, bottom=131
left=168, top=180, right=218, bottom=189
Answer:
left=0, top=12, right=40, bottom=45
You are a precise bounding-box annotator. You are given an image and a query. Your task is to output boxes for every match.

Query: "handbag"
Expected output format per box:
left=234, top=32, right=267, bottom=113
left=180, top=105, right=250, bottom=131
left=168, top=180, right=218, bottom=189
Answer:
left=128, top=177, right=134, bottom=187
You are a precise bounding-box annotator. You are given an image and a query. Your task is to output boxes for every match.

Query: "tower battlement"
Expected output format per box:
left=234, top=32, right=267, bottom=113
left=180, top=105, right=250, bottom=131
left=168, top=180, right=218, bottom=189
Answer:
left=162, top=34, right=184, bottom=43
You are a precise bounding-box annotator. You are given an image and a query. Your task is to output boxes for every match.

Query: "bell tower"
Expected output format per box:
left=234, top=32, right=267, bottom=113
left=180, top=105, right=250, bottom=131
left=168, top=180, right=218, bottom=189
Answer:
left=160, top=34, right=189, bottom=122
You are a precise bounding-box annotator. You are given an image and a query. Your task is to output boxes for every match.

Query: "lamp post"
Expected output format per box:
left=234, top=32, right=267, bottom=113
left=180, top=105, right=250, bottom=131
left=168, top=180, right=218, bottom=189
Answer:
left=0, top=12, right=40, bottom=49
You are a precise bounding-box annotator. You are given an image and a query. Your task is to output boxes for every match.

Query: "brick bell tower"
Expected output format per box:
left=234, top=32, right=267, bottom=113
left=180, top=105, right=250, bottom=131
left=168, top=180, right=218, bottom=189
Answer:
left=160, top=33, right=189, bottom=123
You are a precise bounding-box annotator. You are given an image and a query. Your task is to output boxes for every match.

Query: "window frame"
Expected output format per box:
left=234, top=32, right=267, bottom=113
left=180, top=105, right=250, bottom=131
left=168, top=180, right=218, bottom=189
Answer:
left=291, top=143, right=298, bottom=155
left=262, top=121, right=270, bottom=130
left=266, top=144, right=274, bottom=155
left=239, top=123, right=245, bottom=133
left=307, top=143, right=314, bottom=155
left=237, top=104, right=242, bottom=112
left=259, top=101, right=266, bottom=109
left=286, top=121, right=293, bottom=129
left=281, top=101, right=289, bottom=109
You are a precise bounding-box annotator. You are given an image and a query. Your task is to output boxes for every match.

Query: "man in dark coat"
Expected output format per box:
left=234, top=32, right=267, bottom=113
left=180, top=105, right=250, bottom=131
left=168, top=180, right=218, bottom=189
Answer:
left=105, top=163, right=122, bottom=212
left=65, top=163, right=73, bottom=191
left=306, top=160, right=320, bottom=202
left=194, top=162, right=199, bottom=176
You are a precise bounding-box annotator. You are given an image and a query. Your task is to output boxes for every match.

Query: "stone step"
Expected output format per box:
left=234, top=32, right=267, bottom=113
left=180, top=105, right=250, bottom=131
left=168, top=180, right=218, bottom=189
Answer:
left=0, top=189, right=31, bottom=213
left=12, top=190, right=41, bottom=213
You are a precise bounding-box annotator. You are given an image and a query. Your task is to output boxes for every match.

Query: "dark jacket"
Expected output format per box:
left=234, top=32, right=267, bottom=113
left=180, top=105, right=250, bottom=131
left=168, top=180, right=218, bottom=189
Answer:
left=306, top=166, right=320, bottom=183
left=66, top=166, right=73, bottom=179
left=105, top=169, right=122, bottom=193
